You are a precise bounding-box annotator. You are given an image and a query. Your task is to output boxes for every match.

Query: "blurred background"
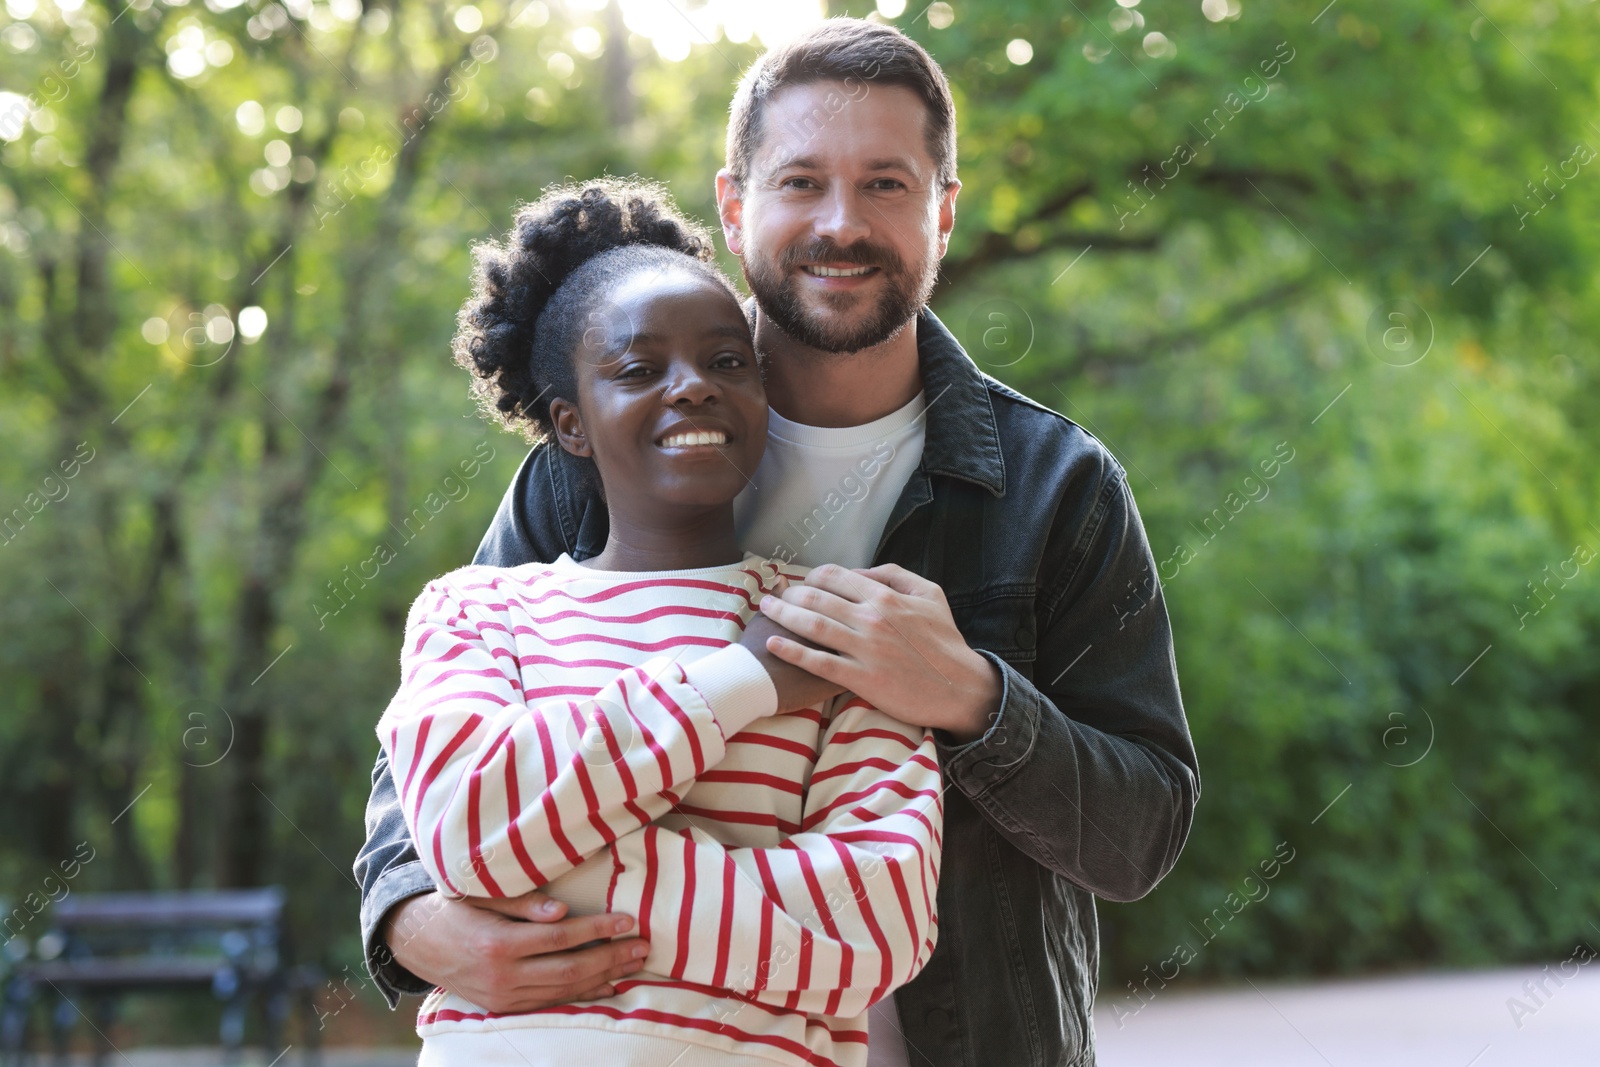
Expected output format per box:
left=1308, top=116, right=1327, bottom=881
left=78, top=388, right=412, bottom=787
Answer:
left=1, top=0, right=1596, bottom=1060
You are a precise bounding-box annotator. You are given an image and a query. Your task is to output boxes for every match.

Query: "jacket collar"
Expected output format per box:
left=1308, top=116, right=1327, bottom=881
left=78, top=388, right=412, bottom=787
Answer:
left=911, top=306, right=1007, bottom=497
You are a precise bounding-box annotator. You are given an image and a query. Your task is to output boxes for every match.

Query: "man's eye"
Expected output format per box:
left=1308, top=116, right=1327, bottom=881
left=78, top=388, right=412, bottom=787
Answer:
left=617, top=363, right=655, bottom=378
left=713, top=352, right=749, bottom=368
left=869, top=179, right=906, bottom=191
left=782, top=177, right=818, bottom=190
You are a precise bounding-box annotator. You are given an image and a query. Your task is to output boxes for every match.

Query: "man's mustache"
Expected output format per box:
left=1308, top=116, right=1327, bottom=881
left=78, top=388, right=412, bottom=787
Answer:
left=778, top=239, right=903, bottom=273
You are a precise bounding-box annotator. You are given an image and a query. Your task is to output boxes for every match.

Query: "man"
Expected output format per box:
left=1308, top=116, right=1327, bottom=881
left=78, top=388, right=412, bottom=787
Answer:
left=356, top=19, right=1199, bottom=1067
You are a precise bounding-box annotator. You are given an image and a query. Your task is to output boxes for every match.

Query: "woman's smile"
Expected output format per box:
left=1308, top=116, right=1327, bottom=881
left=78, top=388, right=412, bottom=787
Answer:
left=655, top=423, right=733, bottom=451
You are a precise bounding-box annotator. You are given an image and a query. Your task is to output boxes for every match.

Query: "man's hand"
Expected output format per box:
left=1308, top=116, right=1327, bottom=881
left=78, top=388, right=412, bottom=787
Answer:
left=758, top=563, right=1002, bottom=742
left=738, top=584, right=847, bottom=713
left=383, top=890, right=648, bottom=1014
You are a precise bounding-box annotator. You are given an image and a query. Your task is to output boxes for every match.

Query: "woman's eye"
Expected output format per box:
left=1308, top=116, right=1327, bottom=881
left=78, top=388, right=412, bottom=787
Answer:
left=617, top=363, right=655, bottom=378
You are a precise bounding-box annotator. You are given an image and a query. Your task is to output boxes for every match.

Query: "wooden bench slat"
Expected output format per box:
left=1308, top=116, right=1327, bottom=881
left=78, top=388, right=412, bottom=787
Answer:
left=51, top=889, right=285, bottom=928
left=19, top=959, right=229, bottom=985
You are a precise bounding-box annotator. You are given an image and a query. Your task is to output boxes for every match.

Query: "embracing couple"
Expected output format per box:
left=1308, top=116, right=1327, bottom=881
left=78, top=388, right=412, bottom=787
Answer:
left=355, top=18, right=1199, bottom=1067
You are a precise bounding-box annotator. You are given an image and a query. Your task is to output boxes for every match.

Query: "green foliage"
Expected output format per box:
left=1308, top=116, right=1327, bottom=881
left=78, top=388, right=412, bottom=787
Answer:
left=0, top=0, right=1595, bottom=999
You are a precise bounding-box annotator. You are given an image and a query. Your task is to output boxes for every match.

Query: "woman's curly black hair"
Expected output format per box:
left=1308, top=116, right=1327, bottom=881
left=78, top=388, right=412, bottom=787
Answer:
left=452, top=178, right=743, bottom=443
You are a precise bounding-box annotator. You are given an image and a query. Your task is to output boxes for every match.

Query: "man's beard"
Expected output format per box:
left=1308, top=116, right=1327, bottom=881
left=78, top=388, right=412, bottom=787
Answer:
left=744, top=236, right=939, bottom=355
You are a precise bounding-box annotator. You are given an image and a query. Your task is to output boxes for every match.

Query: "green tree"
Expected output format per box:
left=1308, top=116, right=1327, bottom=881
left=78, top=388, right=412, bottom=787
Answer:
left=0, top=0, right=1594, bottom=996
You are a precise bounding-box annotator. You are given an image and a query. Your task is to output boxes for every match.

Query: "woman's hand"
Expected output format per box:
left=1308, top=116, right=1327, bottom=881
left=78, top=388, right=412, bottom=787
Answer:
left=383, top=890, right=649, bottom=1014
left=739, top=610, right=847, bottom=712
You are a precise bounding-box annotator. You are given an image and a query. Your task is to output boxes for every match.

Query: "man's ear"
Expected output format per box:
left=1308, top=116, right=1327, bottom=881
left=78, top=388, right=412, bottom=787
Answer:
left=935, top=178, right=960, bottom=259
left=550, top=397, right=591, bottom=458
left=715, top=169, right=745, bottom=256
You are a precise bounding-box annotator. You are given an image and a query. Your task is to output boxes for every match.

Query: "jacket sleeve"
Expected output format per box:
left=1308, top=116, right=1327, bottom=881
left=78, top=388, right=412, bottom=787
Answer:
left=935, top=466, right=1199, bottom=903
left=354, top=745, right=438, bottom=1002
left=354, top=444, right=583, bottom=1003
left=602, top=694, right=943, bottom=1019
left=378, top=572, right=776, bottom=898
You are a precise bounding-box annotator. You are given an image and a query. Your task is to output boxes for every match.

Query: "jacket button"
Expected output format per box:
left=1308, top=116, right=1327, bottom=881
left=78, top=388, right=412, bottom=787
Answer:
left=925, top=1007, right=951, bottom=1028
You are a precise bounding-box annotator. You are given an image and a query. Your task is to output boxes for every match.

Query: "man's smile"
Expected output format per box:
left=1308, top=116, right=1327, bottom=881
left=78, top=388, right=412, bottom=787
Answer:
left=798, top=263, right=883, bottom=291
left=800, top=264, right=878, bottom=278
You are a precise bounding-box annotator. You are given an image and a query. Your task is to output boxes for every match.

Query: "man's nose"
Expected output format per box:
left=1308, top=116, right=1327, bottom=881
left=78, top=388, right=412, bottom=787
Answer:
left=812, top=184, right=871, bottom=248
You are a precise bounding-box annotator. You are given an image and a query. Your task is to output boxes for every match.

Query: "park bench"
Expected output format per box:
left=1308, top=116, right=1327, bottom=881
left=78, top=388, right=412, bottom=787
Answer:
left=0, top=888, right=321, bottom=1065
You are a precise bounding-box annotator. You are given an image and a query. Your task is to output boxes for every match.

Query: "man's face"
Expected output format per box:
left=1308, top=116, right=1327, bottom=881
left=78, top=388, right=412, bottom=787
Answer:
left=719, top=81, right=958, bottom=355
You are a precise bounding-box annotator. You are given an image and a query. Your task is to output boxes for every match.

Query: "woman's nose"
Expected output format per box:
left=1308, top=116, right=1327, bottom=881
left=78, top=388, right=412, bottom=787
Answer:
left=663, top=362, right=718, bottom=406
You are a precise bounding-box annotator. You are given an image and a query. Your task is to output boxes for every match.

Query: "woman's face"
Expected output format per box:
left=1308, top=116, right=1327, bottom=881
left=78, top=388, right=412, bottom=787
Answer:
left=552, top=266, right=767, bottom=514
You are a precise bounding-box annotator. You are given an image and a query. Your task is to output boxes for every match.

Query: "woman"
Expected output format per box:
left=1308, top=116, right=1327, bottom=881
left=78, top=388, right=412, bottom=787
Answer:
left=379, top=180, right=942, bottom=1067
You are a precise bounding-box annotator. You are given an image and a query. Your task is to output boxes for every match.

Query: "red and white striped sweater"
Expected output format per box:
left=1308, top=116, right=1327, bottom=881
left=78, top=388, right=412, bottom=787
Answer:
left=378, top=553, right=943, bottom=1067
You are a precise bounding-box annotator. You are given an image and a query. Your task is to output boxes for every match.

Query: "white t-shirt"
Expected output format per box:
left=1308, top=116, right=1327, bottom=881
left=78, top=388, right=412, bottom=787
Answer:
left=733, top=391, right=928, bottom=1067
left=734, top=392, right=927, bottom=570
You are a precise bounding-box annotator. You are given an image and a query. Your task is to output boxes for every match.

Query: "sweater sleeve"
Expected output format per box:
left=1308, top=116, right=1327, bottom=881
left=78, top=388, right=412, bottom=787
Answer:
left=377, top=574, right=777, bottom=899
left=604, top=694, right=943, bottom=1019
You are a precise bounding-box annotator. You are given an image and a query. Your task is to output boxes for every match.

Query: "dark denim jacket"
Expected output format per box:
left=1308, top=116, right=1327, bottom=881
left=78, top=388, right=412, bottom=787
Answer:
left=355, top=308, right=1199, bottom=1067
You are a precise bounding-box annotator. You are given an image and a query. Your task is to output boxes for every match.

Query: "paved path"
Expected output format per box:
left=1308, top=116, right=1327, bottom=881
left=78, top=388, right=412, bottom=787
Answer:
left=38, top=1051, right=417, bottom=1066
left=1093, top=964, right=1600, bottom=1066
left=38, top=965, right=1600, bottom=1066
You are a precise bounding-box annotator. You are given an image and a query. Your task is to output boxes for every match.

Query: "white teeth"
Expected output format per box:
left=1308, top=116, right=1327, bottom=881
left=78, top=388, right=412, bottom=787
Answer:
left=660, top=430, right=727, bottom=448
left=806, top=265, right=873, bottom=277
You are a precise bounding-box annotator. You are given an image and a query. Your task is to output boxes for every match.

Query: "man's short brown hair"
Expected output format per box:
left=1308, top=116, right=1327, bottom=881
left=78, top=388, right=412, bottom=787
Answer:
left=725, top=18, right=958, bottom=192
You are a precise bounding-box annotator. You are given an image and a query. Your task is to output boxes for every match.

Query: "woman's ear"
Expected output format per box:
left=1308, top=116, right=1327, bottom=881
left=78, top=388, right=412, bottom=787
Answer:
left=550, top=397, right=592, bottom=458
